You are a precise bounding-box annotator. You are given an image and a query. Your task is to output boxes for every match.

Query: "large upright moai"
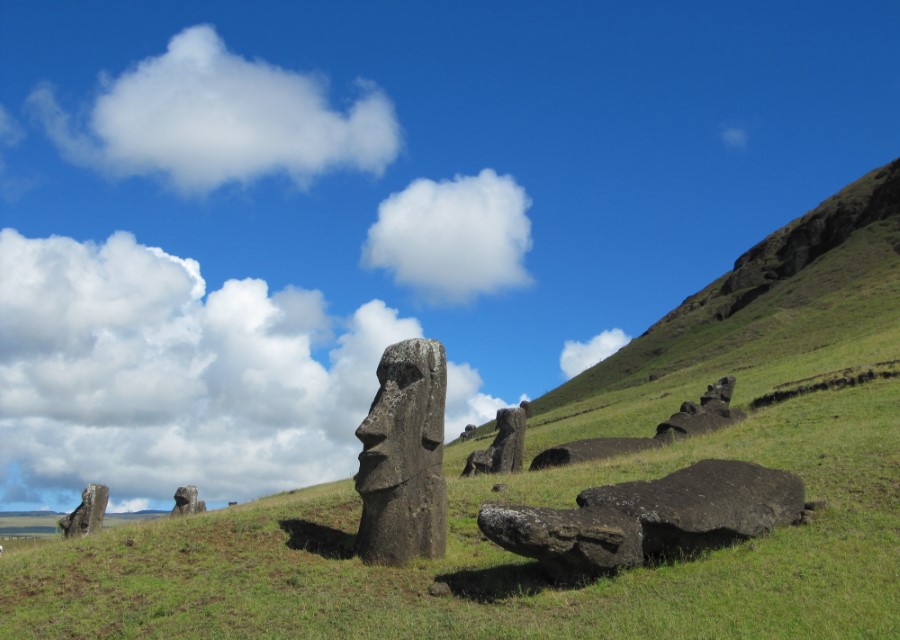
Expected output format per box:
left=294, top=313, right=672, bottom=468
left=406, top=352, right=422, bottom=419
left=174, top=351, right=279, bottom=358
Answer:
left=58, top=483, right=109, bottom=538
left=354, top=338, right=448, bottom=566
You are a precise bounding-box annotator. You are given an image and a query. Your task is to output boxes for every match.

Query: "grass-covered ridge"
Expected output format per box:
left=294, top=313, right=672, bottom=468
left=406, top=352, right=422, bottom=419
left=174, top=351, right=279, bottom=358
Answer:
left=1, top=162, right=898, bottom=639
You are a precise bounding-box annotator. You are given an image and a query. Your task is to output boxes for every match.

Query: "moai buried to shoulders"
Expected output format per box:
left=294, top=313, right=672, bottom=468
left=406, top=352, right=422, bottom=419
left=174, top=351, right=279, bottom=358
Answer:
left=354, top=338, right=448, bottom=566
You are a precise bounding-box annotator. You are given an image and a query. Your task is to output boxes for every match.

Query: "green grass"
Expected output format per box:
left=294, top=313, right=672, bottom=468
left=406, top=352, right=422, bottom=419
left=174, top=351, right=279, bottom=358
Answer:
left=1, top=174, right=898, bottom=638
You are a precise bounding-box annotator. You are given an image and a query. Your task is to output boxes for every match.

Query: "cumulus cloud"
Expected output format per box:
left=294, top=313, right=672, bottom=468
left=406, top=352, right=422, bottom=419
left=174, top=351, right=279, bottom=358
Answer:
left=361, top=169, right=533, bottom=304
left=560, top=328, right=631, bottom=379
left=720, top=125, right=748, bottom=150
left=0, top=230, right=506, bottom=510
left=25, top=24, right=401, bottom=194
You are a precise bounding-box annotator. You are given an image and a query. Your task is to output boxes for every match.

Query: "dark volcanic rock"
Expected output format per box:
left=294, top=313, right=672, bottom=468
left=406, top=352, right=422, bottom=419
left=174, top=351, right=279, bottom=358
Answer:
left=530, top=376, right=744, bottom=469
left=354, top=338, right=448, bottom=566
left=479, top=459, right=805, bottom=583
left=477, top=503, right=644, bottom=583
left=655, top=376, right=746, bottom=441
left=529, top=438, right=663, bottom=471
left=59, top=483, right=109, bottom=538
left=577, top=459, right=805, bottom=557
left=716, top=159, right=900, bottom=319
left=461, top=407, right=527, bottom=476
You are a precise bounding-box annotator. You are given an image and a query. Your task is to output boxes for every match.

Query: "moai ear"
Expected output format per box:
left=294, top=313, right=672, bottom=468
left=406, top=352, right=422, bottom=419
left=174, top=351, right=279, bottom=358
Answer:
left=420, top=342, right=446, bottom=448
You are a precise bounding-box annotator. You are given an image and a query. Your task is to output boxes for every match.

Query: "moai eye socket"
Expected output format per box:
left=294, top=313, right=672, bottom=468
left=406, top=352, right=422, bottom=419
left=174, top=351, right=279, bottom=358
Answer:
left=377, top=362, right=425, bottom=389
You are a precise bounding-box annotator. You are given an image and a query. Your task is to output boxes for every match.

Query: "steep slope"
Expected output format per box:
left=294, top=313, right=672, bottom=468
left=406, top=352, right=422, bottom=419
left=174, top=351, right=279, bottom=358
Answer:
left=531, top=158, right=900, bottom=416
left=3, top=162, right=899, bottom=640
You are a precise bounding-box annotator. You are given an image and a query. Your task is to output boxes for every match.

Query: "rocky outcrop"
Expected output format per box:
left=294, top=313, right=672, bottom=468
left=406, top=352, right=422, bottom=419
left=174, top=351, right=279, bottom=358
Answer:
left=479, top=459, right=805, bottom=583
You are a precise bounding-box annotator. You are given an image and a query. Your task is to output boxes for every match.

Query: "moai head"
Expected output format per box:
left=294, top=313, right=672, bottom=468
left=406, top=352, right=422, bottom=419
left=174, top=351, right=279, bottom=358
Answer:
left=172, top=485, right=205, bottom=516
left=355, top=338, right=447, bottom=494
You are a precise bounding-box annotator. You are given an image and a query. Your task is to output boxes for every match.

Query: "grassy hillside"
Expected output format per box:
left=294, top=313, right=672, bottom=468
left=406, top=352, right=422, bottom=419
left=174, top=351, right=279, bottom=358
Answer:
left=1, top=163, right=898, bottom=639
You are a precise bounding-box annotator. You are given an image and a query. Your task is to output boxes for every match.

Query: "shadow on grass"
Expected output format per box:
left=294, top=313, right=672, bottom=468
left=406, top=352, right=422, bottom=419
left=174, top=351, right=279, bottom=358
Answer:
left=435, top=562, right=557, bottom=602
left=278, top=519, right=355, bottom=559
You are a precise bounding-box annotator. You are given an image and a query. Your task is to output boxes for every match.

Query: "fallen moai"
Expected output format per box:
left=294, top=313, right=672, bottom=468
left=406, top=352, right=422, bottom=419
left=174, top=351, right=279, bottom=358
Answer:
left=478, top=459, right=805, bottom=583
left=354, top=338, right=448, bottom=566
left=529, top=376, right=745, bottom=471
left=654, top=376, right=746, bottom=441
left=59, top=483, right=109, bottom=538
left=461, top=407, right=527, bottom=477
left=530, top=437, right=664, bottom=471
left=171, top=485, right=207, bottom=517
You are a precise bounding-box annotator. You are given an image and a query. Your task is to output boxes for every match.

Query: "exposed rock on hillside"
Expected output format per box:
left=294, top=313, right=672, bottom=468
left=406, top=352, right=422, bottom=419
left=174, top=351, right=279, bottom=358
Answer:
left=648, top=158, right=900, bottom=329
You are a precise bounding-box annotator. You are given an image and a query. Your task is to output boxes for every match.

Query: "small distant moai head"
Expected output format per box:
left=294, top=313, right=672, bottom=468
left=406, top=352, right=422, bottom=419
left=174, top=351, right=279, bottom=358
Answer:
left=355, top=338, right=447, bottom=495
left=519, top=400, right=532, bottom=418
left=171, top=485, right=206, bottom=517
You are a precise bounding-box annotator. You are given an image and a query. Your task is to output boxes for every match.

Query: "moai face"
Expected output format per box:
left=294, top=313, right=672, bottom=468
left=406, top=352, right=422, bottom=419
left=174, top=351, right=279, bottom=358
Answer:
left=355, top=339, right=446, bottom=494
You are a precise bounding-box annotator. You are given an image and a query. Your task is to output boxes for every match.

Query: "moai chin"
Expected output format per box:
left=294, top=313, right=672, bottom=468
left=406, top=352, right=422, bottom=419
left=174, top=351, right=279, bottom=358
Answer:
left=58, top=483, right=109, bottom=538
left=354, top=338, right=448, bottom=566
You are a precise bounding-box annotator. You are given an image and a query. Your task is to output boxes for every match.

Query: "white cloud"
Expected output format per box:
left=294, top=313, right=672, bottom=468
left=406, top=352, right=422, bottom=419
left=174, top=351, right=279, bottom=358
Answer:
left=0, top=104, right=25, bottom=149
left=361, top=169, right=534, bottom=304
left=0, top=229, right=508, bottom=510
left=720, top=126, right=748, bottom=150
left=445, top=361, right=508, bottom=437
left=108, top=497, right=150, bottom=514
left=0, top=104, right=36, bottom=202
left=25, top=24, right=401, bottom=195
left=560, top=328, right=631, bottom=379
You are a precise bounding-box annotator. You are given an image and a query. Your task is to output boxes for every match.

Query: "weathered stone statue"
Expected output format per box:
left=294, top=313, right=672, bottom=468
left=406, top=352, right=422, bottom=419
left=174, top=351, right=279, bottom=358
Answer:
left=58, top=483, right=109, bottom=538
left=479, top=459, right=805, bottom=583
left=530, top=437, right=663, bottom=471
left=654, top=375, right=746, bottom=441
left=519, top=400, right=533, bottom=418
left=354, top=338, right=448, bottom=566
left=461, top=407, right=527, bottom=477
left=529, top=376, right=746, bottom=471
left=171, top=485, right=207, bottom=517
left=460, top=424, right=477, bottom=440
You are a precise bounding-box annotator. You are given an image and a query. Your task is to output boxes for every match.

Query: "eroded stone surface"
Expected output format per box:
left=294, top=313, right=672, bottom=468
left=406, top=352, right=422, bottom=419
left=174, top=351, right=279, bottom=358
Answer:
left=461, top=407, right=527, bottom=476
left=654, top=376, right=746, bottom=441
left=171, top=485, right=207, bottom=517
left=59, top=483, right=109, bottom=538
left=530, top=376, right=745, bottom=470
left=477, top=503, right=643, bottom=583
left=479, top=459, right=805, bottom=582
left=354, top=338, right=448, bottom=566
left=529, top=437, right=663, bottom=471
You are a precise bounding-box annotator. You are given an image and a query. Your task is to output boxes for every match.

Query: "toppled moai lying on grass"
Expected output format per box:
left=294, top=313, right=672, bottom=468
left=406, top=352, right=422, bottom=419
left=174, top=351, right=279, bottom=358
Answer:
left=478, top=459, right=808, bottom=584
left=529, top=376, right=746, bottom=471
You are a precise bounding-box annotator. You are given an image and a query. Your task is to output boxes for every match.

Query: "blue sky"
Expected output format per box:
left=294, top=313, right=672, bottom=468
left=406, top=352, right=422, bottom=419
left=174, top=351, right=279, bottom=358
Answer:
left=1, top=1, right=898, bottom=513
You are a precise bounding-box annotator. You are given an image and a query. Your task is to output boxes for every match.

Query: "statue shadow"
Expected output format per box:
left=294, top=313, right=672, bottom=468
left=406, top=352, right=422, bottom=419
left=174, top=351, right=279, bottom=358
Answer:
left=278, top=519, right=356, bottom=560
left=435, top=562, right=559, bottom=602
